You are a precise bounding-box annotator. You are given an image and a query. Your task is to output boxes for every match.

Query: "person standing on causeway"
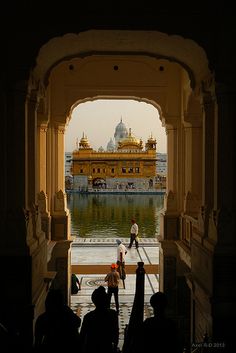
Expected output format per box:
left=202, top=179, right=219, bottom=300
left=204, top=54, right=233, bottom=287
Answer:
left=105, top=263, right=120, bottom=314
left=128, top=219, right=139, bottom=249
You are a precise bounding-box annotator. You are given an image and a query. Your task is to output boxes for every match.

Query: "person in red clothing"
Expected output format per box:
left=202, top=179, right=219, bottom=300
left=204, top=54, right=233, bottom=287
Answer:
left=105, top=263, right=120, bottom=313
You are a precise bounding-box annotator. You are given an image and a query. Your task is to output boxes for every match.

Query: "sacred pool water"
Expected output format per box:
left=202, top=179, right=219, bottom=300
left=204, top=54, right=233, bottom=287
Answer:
left=67, top=193, right=164, bottom=239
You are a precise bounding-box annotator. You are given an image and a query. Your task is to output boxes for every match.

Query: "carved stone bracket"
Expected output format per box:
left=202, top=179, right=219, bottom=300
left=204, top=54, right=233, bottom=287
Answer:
left=23, top=208, right=38, bottom=253
left=201, top=74, right=216, bottom=99
left=197, top=206, right=206, bottom=234
left=54, top=190, right=68, bottom=215
left=208, top=209, right=219, bottom=242
left=37, top=190, right=49, bottom=215
left=33, top=204, right=46, bottom=244
left=23, top=203, right=46, bottom=251
left=37, top=191, right=51, bottom=240
left=164, top=190, right=178, bottom=214
left=184, top=191, right=201, bottom=217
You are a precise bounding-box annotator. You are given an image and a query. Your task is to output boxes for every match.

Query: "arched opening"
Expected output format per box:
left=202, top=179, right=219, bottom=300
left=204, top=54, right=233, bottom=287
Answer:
left=6, top=28, right=231, bottom=352
left=92, top=178, right=106, bottom=189
left=34, top=43, right=204, bottom=349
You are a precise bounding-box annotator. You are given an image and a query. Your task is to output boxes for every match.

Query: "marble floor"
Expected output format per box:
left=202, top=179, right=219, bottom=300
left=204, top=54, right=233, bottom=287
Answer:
left=70, top=238, right=159, bottom=349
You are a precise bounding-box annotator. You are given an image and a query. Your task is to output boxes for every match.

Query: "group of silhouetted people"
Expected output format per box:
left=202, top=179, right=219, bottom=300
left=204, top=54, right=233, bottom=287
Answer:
left=30, top=287, right=183, bottom=353
left=33, top=286, right=119, bottom=353
left=0, top=287, right=183, bottom=353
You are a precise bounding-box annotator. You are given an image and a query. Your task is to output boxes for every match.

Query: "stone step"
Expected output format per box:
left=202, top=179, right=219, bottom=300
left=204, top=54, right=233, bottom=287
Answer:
left=71, top=237, right=159, bottom=247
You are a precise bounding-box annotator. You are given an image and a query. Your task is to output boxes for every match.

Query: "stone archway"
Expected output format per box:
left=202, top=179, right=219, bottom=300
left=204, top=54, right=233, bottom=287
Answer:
left=32, top=31, right=209, bottom=246
left=30, top=29, right=214, bottom=346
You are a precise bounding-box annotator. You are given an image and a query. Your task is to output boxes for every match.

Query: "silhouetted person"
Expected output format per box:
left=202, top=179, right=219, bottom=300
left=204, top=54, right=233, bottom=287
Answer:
left=34, top=289, right=81, bottom=352
left=131, top=291, right=183, bottom=353
left=71, top=273, right=81, bottom=294
left=80, top=286, right=119, bottom=353
left=105, top=263, right=120, bottom=313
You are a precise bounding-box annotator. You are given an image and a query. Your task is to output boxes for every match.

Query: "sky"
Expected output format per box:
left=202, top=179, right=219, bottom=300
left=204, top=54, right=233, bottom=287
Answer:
left=65, top=99, right=167, bottom=153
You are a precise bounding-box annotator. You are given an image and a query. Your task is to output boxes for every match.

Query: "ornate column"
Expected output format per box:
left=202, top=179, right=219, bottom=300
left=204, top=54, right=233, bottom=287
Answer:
left=159, top=113, right=191, bottom=349
left=160, top=118, right=180, bottom=244
left=25, top=89, right=38, bottom=209
left=47, top=121, right=72, bottom=303
left=185, top=84, right=218, bottom=345
left=50, top=122, right=70, bottom=241
left=37, top=99, right=51, bottom=239
left=209, top=83, right=236, bottom=350
left=200, top=88, right=217, bottom=239
left=183, top=93, right=202, bottom=217
left=189, top=79, right=236, bottom=349
left=1, top=81, right=47, bottom=351
left=159, top=115, right=188, bottom=323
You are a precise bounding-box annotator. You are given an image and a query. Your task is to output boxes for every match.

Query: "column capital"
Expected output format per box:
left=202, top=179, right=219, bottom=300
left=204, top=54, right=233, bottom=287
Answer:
left=39, top=123, right=48, bottom=132
left=163, top=115, right=179, bottom=129
left=183, top=91, right=202, bottom=127
left=53, top=122, right=66, bottom=134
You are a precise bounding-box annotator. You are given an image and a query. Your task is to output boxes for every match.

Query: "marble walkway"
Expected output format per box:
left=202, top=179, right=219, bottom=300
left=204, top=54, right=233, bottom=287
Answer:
left=70, top=237, right=159, bottom=349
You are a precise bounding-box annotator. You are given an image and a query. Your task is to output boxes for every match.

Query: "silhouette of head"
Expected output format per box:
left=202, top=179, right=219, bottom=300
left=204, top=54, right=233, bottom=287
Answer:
left=91, top=286, right=108, bottom=308
left=45, top=289, right=64, bottom=312
left=150, top=292, right=167, bottom=314
left=116, top=239, right=121, bottom=245
left=131, top=219, right=135, bottom=223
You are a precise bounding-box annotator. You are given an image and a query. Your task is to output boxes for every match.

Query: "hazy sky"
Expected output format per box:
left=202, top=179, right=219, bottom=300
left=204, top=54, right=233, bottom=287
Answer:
left=65, top=99, right=167, bottom=153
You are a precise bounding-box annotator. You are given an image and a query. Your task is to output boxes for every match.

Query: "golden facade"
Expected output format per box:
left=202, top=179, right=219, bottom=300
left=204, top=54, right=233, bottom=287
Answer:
left=71, top=126, right=158, bottom=190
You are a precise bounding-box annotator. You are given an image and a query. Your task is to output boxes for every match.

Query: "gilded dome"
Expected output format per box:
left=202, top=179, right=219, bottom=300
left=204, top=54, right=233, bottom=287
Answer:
left=79, top=133, right=91, bottom=149
left=118, top=128, right=142, bottom=150
left=145, top=133, right=157, bottom=150
left=147, top=134, right=156, bottom=143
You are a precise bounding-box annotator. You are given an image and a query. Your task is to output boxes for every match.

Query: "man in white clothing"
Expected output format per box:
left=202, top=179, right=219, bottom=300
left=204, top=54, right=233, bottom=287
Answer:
left=128, top=219, right=139, bottom=249
left=116, top=239, right=127, bottom=263
left=116, top=239, right=127, bottom=288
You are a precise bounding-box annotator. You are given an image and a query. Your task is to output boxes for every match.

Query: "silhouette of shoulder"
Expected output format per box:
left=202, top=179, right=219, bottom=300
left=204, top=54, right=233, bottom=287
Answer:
left=34, top=289, right=81, bottom=350
left=80, top=286, right=119, bottom=353
left=131, top=292, right=183, bottom=353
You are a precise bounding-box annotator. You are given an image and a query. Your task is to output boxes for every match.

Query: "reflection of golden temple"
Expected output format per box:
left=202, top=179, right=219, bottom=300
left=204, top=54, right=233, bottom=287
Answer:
left=71, top=120, right=159, bottom=191
left=69, top=193, right=163, bottom=237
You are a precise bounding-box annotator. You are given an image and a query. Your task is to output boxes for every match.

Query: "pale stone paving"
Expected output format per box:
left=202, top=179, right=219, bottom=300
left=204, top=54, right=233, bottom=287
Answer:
left=70, top=238, right=159, bottom=349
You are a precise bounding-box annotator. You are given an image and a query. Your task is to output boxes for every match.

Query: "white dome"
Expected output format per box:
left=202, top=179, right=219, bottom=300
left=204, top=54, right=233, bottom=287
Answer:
left=114, top=118, right=128, bottom=140
left=107, top=138, right=115, bottom=151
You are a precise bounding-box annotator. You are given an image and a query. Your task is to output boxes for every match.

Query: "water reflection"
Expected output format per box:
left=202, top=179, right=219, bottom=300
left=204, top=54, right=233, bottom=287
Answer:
left=67, top=193, right=164, bottom=239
